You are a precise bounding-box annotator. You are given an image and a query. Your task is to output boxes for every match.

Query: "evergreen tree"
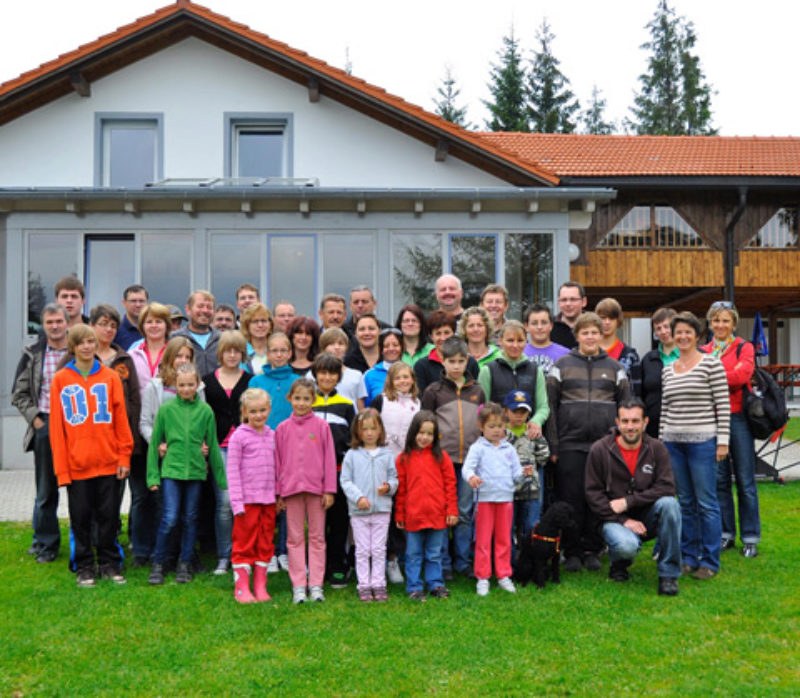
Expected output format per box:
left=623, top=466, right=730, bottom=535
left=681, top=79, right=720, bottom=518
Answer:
left=581, top=85, right=615, bottom=134
left=680, top=23, right=715, bottom=135
left=526, top=19, right=580, bottom=133
left=484, top=27, right=529, bottom=132
left=433, top=66, right=471, bottom=128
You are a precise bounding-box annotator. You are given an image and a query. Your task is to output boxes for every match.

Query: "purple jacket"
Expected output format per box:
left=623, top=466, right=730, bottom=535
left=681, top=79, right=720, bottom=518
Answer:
left=226, top=423, right=277, bottom=516
left=275, top=412, right=337, bottom=498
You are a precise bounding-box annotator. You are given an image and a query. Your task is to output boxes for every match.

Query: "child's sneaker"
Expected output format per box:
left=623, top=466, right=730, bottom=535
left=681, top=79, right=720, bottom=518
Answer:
left=358, top=587, right=373, bottom=602
left=372, top=587, right=388, bottom=602
left=76, top=567, right=96, bottom=587
left=497, top=577, right=517, bottom=594
left=407, top=590, right=427, bottom=602
left=386, top=559, right=404, bottom=585
left=429, top=586, right=450, bottom=599
left=476, top=579, right=490, bottom=596
left=329, top=571, right=348, bottom=589
left=267, top=556, right=279, bottom=573
left=278, top=554, right=289, bottom=571
left=292, top=586, right=307, bottom=604
left=213, top=558, right=231, bottom=576
left=148, top=564, right=165, bottom=585
left=309, top=585, right=325, bottom=602
left=175, top=561, right=193, bottom=584
left=98, top=564, right=126, bottom=584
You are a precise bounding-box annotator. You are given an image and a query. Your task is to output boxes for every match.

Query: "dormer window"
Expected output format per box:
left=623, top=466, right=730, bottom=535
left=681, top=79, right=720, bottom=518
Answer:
left=95, top=113, right=163, bottom=187
left=225, top=114, right=293, bottom=178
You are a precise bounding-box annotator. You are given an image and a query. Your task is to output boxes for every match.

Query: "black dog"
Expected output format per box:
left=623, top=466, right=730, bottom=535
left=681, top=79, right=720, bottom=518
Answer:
left=514, top=501, right=576, bottom=589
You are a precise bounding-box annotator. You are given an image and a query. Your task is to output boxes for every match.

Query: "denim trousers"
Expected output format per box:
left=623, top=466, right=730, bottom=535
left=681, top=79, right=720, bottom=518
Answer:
left=665, top=438, right=722, bottom=571
left=601, top=496, right=682, bottom=579
left=213, top=449, right=233, bottom=559
left=32, top=419, right=60, bottom=553
left=153, top=478, right=203, bottom=564
left=441, top=463, right=473, bottom=572
left=718, top=413, right=761, bottom=544
left=405, top=528, right=446, bottom=593
left=127, top=452, right=160, bottom=558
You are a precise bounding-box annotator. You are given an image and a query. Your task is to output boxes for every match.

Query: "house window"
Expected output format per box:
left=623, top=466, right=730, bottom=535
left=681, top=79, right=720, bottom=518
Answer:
left=225, top=114, right=293, bottom=178
left=599, top=205, right=707, bottom=249
left=27, top=233, right=80, bottom=334
left=141, top=233, right=192, bottom=307
left=269, top=235, right=315, bottom=316
left=322, top=234, right=375, bottom=302
left=96, top=114, right=162, bottom=187
left=85, top=236, right=135, bottom=312
left=210, top=234, right=263, bottom=308
left=748, top=207, right=799, bottom=248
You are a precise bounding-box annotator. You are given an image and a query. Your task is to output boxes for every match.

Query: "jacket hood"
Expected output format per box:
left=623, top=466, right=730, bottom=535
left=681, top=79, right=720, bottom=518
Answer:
left=65, top=358, right=102, bottom=376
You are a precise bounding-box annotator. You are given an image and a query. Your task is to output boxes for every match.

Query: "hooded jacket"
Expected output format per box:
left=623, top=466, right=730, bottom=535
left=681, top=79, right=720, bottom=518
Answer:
left=420, top=375, right=485, bottom=464
left=225, top=423, right=277, bottom=515
left=462, top=437, right=523, bottom=503
left=249, top=363, right=298, bottom=429
left=274, top=412, right=337, bottom=498
left=340, top=446, right=398, bottom=516
left=395, top=446, right=458, bottom=531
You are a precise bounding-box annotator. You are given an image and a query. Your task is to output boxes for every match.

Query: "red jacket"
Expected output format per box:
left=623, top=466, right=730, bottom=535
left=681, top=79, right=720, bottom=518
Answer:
left=394, top=446, right=458, bottom=532
left=701, top=337, right=753, bottom=414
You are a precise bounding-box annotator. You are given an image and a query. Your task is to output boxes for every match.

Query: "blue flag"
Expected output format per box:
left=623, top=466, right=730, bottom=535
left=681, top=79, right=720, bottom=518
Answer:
left=751, top=311, right=768, bottom=357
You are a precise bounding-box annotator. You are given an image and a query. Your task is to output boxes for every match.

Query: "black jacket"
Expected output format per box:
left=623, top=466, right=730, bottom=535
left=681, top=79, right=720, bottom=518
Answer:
left=550, top=319, right=577, bottom=350
left=486, top=356, right=539, bottom=404
left=203, top=370, right=253, bottom=444
left=639, top=349, right=664, bottom=438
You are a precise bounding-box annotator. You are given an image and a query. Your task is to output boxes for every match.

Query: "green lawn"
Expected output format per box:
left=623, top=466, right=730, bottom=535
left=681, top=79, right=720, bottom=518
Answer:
left=782, top=416, right=800, bottom=442
left=2, top=483, right=799, bottom=696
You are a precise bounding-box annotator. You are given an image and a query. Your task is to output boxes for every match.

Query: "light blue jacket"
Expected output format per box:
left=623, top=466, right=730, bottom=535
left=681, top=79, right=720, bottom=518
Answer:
left=340, top=446, right=398, bottom=516
left=462, top=436, right=522, bottom=503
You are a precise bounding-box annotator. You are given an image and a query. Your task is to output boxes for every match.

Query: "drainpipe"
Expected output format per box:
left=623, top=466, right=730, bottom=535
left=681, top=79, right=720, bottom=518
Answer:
left=724, top=187, right=747, bottom=303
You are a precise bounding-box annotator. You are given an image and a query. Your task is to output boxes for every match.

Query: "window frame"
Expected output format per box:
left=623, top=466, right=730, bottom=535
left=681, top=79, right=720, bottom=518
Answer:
left=94, top=112, right=164, bottom=187
left=224, top=113, right=294, bottom=179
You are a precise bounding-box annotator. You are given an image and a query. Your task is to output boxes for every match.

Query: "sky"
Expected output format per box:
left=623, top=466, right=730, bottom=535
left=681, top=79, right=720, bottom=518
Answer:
left=1, top=0, right=796, bottom=136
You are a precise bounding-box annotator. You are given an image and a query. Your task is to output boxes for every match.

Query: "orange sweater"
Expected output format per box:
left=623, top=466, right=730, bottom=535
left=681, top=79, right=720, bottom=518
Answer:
left=49, top=360, right=134, bottom=486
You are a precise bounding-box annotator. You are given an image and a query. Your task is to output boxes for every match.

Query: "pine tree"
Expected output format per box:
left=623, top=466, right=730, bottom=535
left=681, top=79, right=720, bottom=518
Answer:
left=581, top=85, right=615, bottom=134
left=484, top=27, right=529, bottom=132
left=680, top=22, right=716, bottom=135
left=526, top=19, right=580, bottom=133
left=433, top=66, right=471, bottom=128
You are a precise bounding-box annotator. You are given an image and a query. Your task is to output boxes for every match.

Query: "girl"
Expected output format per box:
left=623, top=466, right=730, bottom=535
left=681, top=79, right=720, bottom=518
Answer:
left=340, top=409, right=398, bottom=602
left=275, top=379, right=337, bottom=604
left=463, top=403, right=528, bottom=596
left=364, top=328, right=403, bottom=406
left=394, top=410, right=458, bottom=601
left=287, top=316, right=320, bottom=376
left=249, top=332, right=298, bottom=429
left=226, top=388, right=279, bottom=603
left=240, top=303, right=273, bottom=376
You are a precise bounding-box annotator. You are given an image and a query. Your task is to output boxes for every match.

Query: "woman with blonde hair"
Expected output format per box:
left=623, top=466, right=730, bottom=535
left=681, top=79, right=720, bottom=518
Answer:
left=240, top=303, right=273, bottom=376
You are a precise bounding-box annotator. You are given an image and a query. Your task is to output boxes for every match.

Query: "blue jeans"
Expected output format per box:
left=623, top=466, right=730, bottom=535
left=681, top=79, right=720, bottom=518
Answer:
left=719, top=413, right=761, bottom=544
left=153, top=479, right=203, bottom=564
left=602, top=497, right=682, bottom=579
left=665, top=439, right=722, bottom=572
left=405, top=528, right=446, bottom=593
left=32, top=419, right=60, bottom=554
left=213, top=449, right=233, bottom=559
left=128, top=452, right=160, bottom=558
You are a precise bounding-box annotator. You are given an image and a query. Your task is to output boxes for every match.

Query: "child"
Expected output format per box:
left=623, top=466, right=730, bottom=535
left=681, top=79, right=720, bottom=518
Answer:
left=463, top=402, right=529, bottom=596
left=340, top=409, right=398, bottom=602
left=49, top=325, right=134, bottom=587
left=395, top=410, right=458, bottom=601
left=147, top=363, right=227, bottom=585
left=421, top=336, right=485, bottom=578
left=275, top=378, right=337, bottom=604
left=226, top=388, right=278, bottom=603
left=317, top=327, right=366, bottom=411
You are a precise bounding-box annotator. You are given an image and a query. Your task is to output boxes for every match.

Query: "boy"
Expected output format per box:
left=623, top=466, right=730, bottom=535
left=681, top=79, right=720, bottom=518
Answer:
left=318, top=327, right=367, bottom=410
left=311, top=353, right=357, bottom=588
left=421, top=336, right=485, bottom=578
left=414, top=310, right=480, bottom=394
left=523, top=303, right=570, bottom=376
left=49, top=324, right=134, bottom=586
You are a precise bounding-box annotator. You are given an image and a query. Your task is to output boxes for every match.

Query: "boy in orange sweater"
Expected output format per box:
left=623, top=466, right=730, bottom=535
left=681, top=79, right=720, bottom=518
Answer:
left=50, top=324, right=134, bottom=587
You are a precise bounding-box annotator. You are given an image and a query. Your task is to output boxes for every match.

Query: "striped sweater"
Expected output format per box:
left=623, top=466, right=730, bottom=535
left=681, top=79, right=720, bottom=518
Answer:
left=659, top=354, right=730, bottom=446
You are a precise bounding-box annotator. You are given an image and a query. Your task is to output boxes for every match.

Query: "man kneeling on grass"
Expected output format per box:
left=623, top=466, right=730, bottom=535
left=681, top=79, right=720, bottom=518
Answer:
left=584, top=399, right=681, bottom=596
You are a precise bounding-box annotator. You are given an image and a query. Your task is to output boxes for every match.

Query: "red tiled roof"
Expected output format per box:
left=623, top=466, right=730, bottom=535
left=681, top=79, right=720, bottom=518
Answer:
left=478, top=133, right=800, bottom=178
left=0, top=1, right=559, bottom=186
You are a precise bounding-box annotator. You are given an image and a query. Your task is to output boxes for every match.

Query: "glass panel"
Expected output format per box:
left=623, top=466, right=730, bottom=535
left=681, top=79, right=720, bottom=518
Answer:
left=210, top=234, right=262, bottom=308
left=141, top=233, right=192, bottom=308
left=392, top=232, right=442, bottom=314
left=237, top=129, right=284, bottom=177
left=749, top=207, right=798, bottom=248
left=505, top=233, right=553, bottom=322
left=653, top=206, right=705, bottom=248
left=270, top=236, right=315, bottom=317
left=85, top=237, right=135, bottom=315
left=323, top=234, right=375, bottom=304
left=450, top=235, right=496, bottom=310
left=27, top=233, right=80, bottom=334
left=109, top=126, right=156, bottom=187
left=600, top=206, right=651, bottom=248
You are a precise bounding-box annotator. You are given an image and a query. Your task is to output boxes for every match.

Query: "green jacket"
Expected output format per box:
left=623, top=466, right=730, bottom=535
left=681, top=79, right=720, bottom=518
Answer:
left=146, top=395, right=227, bottom=489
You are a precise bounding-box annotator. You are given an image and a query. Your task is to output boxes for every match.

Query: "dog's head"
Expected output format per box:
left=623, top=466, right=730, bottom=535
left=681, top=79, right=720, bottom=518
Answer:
left=544, top=501, right=577, bottom=532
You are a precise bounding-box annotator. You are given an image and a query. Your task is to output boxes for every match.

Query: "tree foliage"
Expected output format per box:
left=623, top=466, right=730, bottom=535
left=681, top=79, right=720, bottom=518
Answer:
left=484, top=27, right=529, bottom=132
left=581, top=85, right=615, bottom=134
left=433, top=66, right=471, bottom=128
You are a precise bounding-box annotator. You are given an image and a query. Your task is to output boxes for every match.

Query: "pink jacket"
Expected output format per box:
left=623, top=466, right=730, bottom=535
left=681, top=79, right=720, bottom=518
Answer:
left=274, top=412, right=337, bottom=498
left=225, top=423, right=277, bottom=516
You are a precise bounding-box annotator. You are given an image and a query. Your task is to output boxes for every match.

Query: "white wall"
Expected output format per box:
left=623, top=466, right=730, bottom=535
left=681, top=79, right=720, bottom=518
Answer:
left=0, top=38, right=507, bottom=189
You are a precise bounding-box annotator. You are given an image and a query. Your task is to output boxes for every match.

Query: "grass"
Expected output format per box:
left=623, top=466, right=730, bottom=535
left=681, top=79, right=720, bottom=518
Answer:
left=782, top=416, right=800, bottom=442
left=2, top=483, right=800, bottom=696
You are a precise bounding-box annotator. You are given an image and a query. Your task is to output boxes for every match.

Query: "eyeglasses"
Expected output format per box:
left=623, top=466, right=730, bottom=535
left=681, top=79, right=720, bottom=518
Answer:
left=268, top=347, right=290, bottom=354
left=710, top=301, right=734, bottom=310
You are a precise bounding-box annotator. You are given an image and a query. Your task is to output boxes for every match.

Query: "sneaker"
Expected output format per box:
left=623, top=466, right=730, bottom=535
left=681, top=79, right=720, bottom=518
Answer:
left=563, top=556, right=583, bottom=573
left=76, top=568, right=96, bottom=587
left=277, top=554, right=289, bottom=571
left=608, top=560, right=631, bottom=582
left=98, top=564, right=126, bottom=584
left=372, top=586, right=388, bottom=602
left=267, top=556, right=280, bottom=573
left=175, top=561, right=194, bottom=584
left=721, top=538, right=736, bottom=551
left=309, top=585, right=326, bottom=602
left=213, top=558, right=231, bottom=576
left=583, top=554, right=602, bottom=572
left=442, top=568, right=454, bottom=582
left=476, top=579, right=490, bottom=596
left=742, top=543, right=758, bottom=558
left=497, top=577, right=516, bottom=593
left=429, top=586, right=451, bottom=599
left=292, top=586, right=307, bottom=604
left=407, top=590, right=427, bottom=602
left=658, top=577, right=679, bottom=596
left=386, top=559, right=404, bottom=585
left=329, top=572, right=348, bottom=589
left=358, top=588, right=373, bottom=602
left=36, top=550, right=57, bottom=564
left=148, top=564, right=165, bottom=585
left=691, top=566, right=717, bottom=580
left=27, top=542, right=42, bottom=556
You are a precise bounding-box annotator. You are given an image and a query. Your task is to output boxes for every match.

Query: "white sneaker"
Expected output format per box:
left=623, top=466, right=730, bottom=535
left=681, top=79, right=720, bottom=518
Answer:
left=213, top=558, right=230, bottom=576
left=497, top=577, right=516, bottom=593
left=386, top=559, right=404, bottom=585
left=278, top=554, right=289, bottom=571
left=309, top=585, right=325, bottom=602
left=267, top=556, right=279, bottom=573
left=292, top=586, right=307, bottom=604
left=476, top=579, right=490, bottom=596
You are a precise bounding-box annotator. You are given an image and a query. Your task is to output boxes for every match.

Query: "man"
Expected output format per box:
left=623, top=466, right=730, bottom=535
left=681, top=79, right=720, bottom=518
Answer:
left=523, top=303, right=569, bottom=376
left=11, top=303, right=69, bottom=562
left=551, top=281, right=587, bottom=349
left=212, top=303, right=236, bottom=332
left=318, top=293, right=347, bottom=330
left=54, top=277, right=88, bottom=327
left=235, top=283, right=260, bottom=316
left=585, top=399, right=681, bottom=596
left=273, top=300, right=296, bottom=333
left=114, top=284, right=148, bottom=350
left=480, top=284, right=509, bottom=339
left=435, top=274, right=464, bottom=320
left=342, top=285, right=392, bottom=339
left=171, top=290, right=220, bottom=375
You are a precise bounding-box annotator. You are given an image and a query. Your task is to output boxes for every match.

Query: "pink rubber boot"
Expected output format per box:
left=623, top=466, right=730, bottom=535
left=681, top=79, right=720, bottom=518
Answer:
left=233, top=564, right=256, bottom=603
left=253, top=561, right=271, bottom=602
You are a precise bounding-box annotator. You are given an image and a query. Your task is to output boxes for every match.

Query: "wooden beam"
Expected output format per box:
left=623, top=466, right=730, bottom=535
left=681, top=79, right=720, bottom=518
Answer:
left=69, top=71, right=90, bottom=98
left=307, top=78, right=320, bottom=103
left=435, top=138, right=448, bottom=162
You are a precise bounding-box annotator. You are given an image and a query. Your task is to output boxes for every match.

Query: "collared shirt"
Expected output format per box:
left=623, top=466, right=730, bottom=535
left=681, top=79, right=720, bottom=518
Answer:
left=658, top=343, right=680, bottom=366
left=38, top=345, right=67, bottom=413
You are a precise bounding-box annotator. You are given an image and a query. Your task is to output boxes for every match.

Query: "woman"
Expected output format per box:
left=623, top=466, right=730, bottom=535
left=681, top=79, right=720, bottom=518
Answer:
left=364, top=328, right=404, bottom=406
left=396, top=304, right=433, bottom=367
left=240, top=303, right=273, bottom=376
left=345, top=313, right=381, bottom=374
left=702, top=301, right=760, bottom=558
left=413, top=310, right=480, bottom=394
left=660, top=311, right=730, bottom=579
left=130, top=302, right=171, bottom=397
left=595, top=297, right=642, bottom=396
left=459, top=306, right=501, bottom=368
left=287, top=315, right=320, bottom=376
left=640, top=307, right=679, bottom=438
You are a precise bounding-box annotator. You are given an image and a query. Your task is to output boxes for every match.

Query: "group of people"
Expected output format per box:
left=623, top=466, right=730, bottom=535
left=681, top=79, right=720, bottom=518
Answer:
left=12, top=272, right=761, bottom=602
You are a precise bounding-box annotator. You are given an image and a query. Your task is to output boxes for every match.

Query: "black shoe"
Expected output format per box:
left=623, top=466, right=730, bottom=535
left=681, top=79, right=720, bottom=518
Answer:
left=608, top=560, right=631, bottom=582
left=36, top=550, right=57, bottom=564
left=584, top=553, right=602, bottom=572
left=563, top=556, right=583, bottom=573
left=98, top=564, right=127, bottom=584
left=429, top=586, right=450, bottom=599
left=741, top=543, right=758, bottom=558
left=658, top=577, right=679, bottom=596
left=27, top=542, right=42, bottom=556
left=721, top=538, right=735, bottom=551
left=175, top=561, right=193, bottom=584
left=329, top=571, right=348, bottom=589
left=76, top=567, right=96, bottom=587
left=130, top=556, right=150, bottom=568
left=148, top=563, right=165, bottom=585
left=442, top=569, right=454, bottom=582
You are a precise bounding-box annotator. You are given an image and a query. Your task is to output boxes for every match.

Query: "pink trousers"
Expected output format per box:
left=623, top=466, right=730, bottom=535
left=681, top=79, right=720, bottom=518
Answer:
left=285, top=493, right=327, bottom=588
left=474, top=501, right=514, bottom=580
left=350, top=512, right=391, bottom=590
